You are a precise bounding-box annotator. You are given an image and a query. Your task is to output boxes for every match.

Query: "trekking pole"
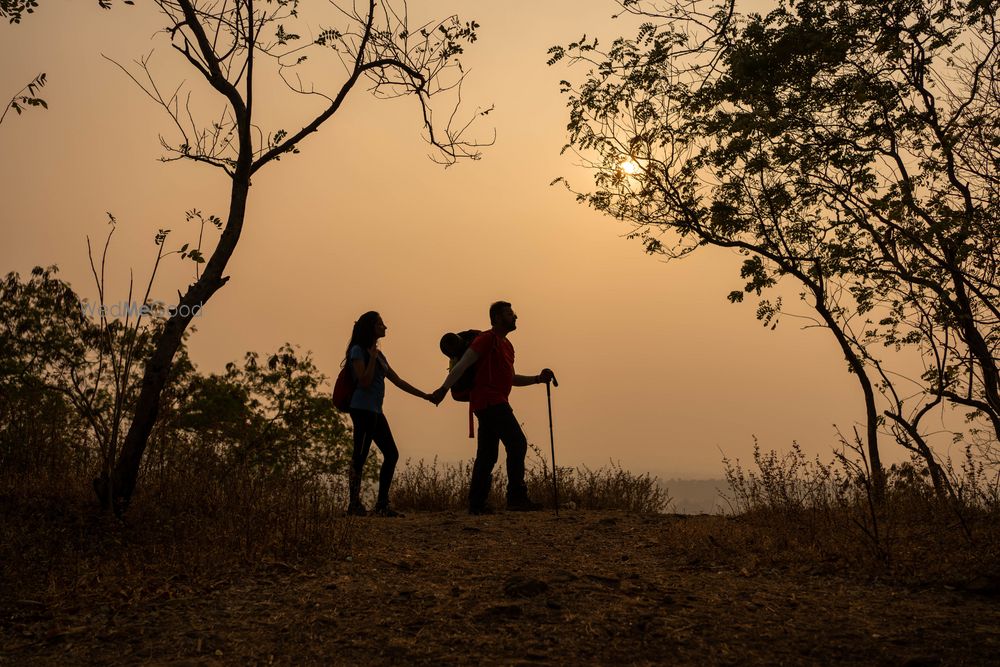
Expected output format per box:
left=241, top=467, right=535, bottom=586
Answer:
left=545, top=373, right=559, bottom=516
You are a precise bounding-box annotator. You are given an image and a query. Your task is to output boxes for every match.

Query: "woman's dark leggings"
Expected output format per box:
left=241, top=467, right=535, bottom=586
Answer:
left=348, top=409, right=399, bottom=508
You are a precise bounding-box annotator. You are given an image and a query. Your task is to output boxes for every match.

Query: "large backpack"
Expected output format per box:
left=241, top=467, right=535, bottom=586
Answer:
left=439, top=329, right=482, bottom=402
left=439, top=329, right=488, bottom=438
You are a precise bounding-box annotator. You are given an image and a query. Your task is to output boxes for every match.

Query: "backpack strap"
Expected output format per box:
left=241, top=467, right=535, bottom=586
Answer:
left=484, top=330, right=500, bottom=385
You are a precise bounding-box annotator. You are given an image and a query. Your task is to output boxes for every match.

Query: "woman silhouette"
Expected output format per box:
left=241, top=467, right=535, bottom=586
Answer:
left=344, top=311, right=432, bottom=517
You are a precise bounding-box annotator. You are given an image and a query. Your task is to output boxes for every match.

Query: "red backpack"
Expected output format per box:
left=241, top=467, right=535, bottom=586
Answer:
left=331, top=364, right=355, bottom=412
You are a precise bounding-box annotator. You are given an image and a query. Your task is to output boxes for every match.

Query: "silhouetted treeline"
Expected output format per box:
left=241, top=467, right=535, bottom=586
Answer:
left=0, top=266, right=362, bottom=500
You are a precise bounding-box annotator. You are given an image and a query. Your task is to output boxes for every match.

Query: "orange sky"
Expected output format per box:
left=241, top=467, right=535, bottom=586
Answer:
left=1, top=0, right=925, bottom=479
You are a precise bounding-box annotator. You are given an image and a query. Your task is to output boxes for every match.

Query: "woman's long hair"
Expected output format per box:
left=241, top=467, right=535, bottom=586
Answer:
left=345, top=311, right=381, bottom=365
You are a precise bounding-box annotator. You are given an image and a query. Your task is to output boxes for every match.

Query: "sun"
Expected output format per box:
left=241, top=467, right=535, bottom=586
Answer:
left=620, top=158, right=640, bottom=175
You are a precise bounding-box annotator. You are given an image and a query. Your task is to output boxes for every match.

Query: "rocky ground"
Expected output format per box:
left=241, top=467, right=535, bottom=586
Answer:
left=3, top=510, right=999, bottom=665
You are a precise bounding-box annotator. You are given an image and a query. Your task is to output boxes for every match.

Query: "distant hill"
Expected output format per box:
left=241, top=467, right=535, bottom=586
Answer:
left=663, top=479, right=728, bottom=515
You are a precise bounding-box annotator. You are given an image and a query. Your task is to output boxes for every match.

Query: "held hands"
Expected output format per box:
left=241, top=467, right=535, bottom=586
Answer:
left=418, top=388, right=446, bottom=406
left=431, top=387, right=448, bottom=406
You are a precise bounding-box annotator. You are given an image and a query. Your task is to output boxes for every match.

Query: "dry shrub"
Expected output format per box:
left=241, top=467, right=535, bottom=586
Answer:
left=133, top=443, right=353, bottom=566
left=390, top=445, right=670, bottom=514
left=526, top=461, right=670, bottom=514
left=389, top=457, right=474, bottom=511
left=0, top=441, right=353, bottom=617
left=718, top=439, right=1000, bottom=584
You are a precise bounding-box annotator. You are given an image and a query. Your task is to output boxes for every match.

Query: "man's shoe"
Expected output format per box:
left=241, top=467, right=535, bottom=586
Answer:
left=346, top=502, right=368, bottom=517
left=506, top=498, right=543, bottom=512
left=469, top=505, right=496, bottom=515
left=374, top=505, right=405, bottom=518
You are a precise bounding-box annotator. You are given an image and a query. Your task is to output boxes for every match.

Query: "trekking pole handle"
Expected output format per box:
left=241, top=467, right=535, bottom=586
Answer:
left=542, top=368, right=558, bottom=388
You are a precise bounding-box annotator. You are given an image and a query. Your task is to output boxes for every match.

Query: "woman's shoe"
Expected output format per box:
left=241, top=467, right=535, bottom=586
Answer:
left=346, top=502, right=368, bottom=517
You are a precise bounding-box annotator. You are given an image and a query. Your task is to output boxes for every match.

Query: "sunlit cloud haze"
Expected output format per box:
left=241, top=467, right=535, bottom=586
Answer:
left=1, top=0, right=924, bottom=479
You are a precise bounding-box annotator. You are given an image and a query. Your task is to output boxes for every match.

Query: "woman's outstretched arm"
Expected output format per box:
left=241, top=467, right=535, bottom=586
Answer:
left=385, top=364, right=431, bottom=401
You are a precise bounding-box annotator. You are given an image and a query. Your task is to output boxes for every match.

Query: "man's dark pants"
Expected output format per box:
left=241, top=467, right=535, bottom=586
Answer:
left=469, top=403, right=529, bottom=510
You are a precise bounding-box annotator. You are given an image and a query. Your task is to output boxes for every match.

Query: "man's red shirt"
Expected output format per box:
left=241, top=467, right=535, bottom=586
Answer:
left=469, top=330, right=514, bottom=413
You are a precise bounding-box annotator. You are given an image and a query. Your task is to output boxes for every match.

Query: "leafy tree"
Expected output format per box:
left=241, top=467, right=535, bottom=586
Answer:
left=174, top=344, right=356, bottom=477
left=0, top=261, right=175, bottom=491
left=0, top=267, right=93, bottom=486
left=553, top=0, right=1000, bottom=491
left=0, top=266, right=357, bottom=495
left=95, top=0, right=489, bottom=512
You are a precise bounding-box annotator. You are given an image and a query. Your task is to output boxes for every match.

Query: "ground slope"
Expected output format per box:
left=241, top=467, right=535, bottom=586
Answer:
left=3, top=511, right=998, bottom=665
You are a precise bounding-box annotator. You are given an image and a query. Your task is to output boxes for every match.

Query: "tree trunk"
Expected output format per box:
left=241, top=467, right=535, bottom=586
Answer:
left=812, top=292, right=885, bottom=499
left=885, top=410, right=952, bottom=499
left=93, top=175, right=250, bottom=512
left=949, top=269, right=1000, bottom=431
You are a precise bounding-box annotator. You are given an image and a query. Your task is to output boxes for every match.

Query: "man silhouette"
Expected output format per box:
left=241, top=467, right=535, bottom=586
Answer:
left=433, top=301, right=555, bottom=514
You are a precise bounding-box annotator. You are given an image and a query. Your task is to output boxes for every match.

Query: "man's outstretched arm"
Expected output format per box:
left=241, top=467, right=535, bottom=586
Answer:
left=432, top=348, right=480, bottom=404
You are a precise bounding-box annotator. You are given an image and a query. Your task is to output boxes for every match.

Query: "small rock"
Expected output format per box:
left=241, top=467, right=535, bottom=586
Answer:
left=503, top=575, right=549, bottom=598
left=900, top=656, right=942, bottom=667
left=550, top=570, right=579, bottom=583
left=585, top=573, right=621, bottom=587
left=476, top=604, right=523, bottom=622
left=963, top=576, right=1000, bottom=596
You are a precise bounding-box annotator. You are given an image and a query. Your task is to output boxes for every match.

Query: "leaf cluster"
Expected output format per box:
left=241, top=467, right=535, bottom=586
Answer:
left=1, top=72, right=47, bottom=126
left=1, top=0, right=131, bottom=24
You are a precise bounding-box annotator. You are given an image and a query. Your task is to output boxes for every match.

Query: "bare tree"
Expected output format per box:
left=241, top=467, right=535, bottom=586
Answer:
left=94, top=0, right=490, bottom=512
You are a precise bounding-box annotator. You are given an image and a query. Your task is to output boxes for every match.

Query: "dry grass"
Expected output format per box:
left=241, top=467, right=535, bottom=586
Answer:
left=718, top=441, right=1000, bottom=585
left=4, top=430, right=999, bottom=654
left=0, top=450, right=353, bottom=626
left=0, top=439, right=669, bottom=629
left=3, top=436, right=1000, bottom=665
left=5, top=510, right=1000, bottom=665
left=389, top=445, right=670, bottom=514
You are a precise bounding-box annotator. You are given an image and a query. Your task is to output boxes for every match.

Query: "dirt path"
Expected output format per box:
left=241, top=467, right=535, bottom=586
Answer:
left=3, top=511, right=998, bottom=665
